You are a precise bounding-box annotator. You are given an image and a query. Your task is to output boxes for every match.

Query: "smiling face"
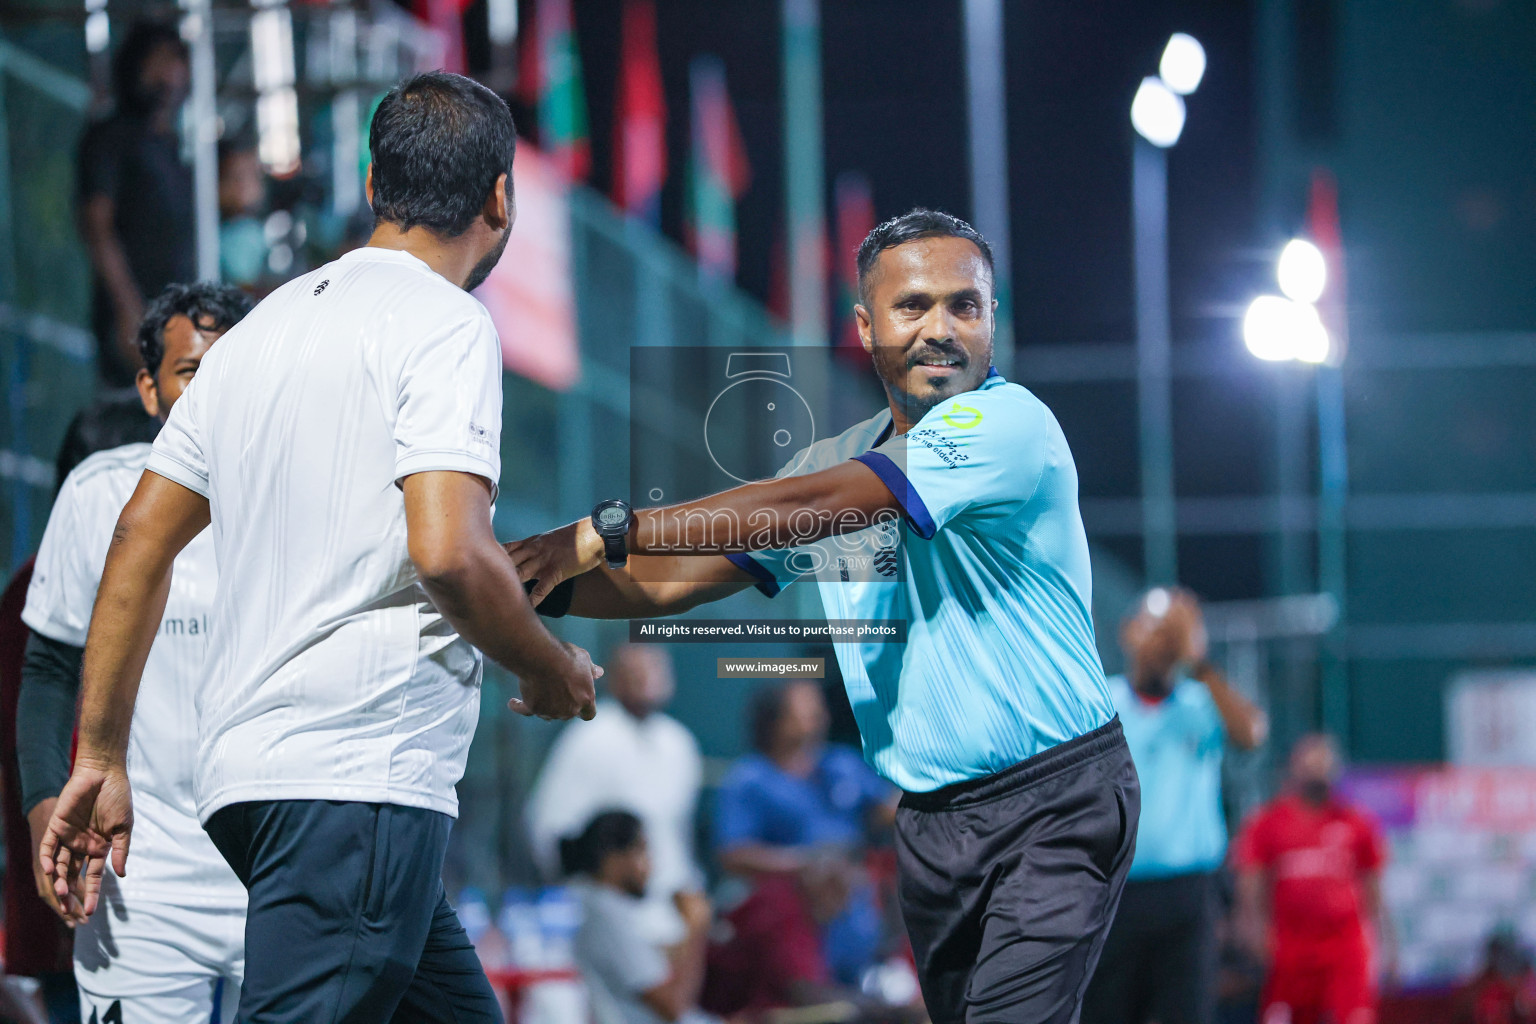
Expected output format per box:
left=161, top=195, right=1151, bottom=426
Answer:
left=855, top=235, right=996, bottom=432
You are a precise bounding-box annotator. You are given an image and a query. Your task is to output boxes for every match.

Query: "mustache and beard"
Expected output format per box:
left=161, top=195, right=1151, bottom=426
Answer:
left=870, top=333, right=991, bottom=422
left=463, top=225, right=512, bottom=293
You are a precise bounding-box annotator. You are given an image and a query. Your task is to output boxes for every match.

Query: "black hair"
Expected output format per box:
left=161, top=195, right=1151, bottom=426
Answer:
left=54, top=394, right=160, bottom=492
left=137, top=282, right=254, bottom=378
left=558, top=810, right=644, bottom=878
left=111, top=21, right=187, bottom=114
left=855, top=208, right=995, bottom=303
left=368, top=71, right=516, bottom=238
left=750, top=683, right=800, bottom=755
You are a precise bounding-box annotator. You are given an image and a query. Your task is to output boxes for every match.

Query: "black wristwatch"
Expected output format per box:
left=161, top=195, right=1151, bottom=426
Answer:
left=591, top=499, right=635, bottom=569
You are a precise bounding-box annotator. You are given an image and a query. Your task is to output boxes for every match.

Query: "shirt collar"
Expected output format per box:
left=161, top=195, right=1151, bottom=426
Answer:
left=338, top=245, right=436, bottom=275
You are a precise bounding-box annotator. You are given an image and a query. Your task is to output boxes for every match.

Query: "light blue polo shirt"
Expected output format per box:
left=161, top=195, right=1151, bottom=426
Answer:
left=1108, top=675, right=1228, bottom=879
left=727, top=372, right=1115, bottom=793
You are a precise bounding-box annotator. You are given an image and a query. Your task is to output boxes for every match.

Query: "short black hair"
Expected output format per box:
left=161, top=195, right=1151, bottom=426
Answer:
left=137, top=282, right=254, bottom=377
left=558, top=810, right=643, bottom=878
left=112, top=20, right=187, bottom=114
left=855, top=208, right=995, bottom=303
left=368, top=71, right=516, bottom=238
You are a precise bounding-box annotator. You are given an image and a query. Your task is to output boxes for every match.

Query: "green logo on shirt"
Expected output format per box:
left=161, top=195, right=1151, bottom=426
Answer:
left=941, top=403, right=983, bottom=429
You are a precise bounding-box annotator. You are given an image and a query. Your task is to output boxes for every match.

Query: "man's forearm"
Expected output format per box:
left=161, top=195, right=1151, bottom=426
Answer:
left=18, top=631, right=82, bottom=815
left=1193, top=661, right=1269, bottom=750
left=77, top=550, right=172, bottom=762
left=565, top=557, right=751, bottom=620
left=629, top=461, right=898, bottom=556
left=418, top=541, right=580, bottom=685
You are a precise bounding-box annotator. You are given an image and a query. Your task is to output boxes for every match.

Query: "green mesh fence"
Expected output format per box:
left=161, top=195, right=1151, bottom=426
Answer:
left=0, top=41, right=95, bottom=576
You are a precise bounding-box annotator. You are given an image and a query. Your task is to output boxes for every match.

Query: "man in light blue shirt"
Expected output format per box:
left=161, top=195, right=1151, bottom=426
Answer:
left=1083, top=588, right=1267, bottom=1024
left=512, top=209, right=1139, bottom=1023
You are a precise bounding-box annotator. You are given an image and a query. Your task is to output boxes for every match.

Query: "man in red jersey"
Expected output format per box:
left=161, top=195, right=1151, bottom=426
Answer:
left=1234, top=734, right=1391, bottom=1024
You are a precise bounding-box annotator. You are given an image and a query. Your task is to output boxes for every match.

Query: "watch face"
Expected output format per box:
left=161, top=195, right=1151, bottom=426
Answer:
left=597, top=506, right=629, bottom=530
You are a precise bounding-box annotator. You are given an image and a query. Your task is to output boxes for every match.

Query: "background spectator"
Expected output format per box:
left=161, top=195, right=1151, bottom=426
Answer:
left=217, top=139, right=269, bottom=289
left=1085, top=587, right=1268, bottom=1024
left=563, top=811, right=714, bottom=1024
left=1234, top=734, right=1390, bottom=1024
left=76, top=20, right=194, bottom=387
left=528, top=645, right=703, bottom=945
left=713, top=680, right=895, bottom=987
left=1455, top=927, right=1536, bottom=1024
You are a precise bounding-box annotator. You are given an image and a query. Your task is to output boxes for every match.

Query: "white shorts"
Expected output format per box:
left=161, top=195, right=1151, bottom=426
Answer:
left=74, top=877, right=244, bottom=1024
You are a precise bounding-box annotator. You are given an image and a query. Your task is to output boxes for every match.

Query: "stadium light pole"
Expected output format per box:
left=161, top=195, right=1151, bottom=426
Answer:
left=963, top=0, right=1013, bottom=377
left=1243, top=237, right=1350, bottom=742
left=782, top=0, right=828, bottom=346
left=1131, top=34, right=1204, bottom=587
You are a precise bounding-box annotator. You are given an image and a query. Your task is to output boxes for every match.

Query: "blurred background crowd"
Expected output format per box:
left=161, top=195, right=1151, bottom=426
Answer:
left=1, top=0, right=1535, bottom=1021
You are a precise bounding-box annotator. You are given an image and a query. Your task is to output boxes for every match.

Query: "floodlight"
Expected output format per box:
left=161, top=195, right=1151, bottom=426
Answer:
left=1131, top=77, right=1186, bottom=148
left=1277, top=238, right=1327, bottom=305
left=1160, top=33, right=1206, bottom=95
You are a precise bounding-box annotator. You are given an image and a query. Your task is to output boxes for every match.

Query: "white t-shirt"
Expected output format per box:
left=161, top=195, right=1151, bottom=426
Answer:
left=572, top=881, right=671, bottom=1024
left=23, top=444, right=245, bottom=908
left=145, top=246, right=504, bottom=821
left=527, top=701, right=703, bottom=942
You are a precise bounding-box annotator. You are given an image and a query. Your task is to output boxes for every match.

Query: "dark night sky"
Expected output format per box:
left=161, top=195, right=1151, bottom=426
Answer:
left=554, top=0, right=1260, bottom=347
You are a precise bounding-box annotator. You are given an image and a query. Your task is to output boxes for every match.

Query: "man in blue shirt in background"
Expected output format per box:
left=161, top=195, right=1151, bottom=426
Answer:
left=1083, top=587, right=1268, bottom=1024
left=513, top=209, right=1141, bottom=1022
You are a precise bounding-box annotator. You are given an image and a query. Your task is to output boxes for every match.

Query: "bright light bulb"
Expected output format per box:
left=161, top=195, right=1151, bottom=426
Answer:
left=1244, top=295, right=1329, bottom=363
left=1160, top=33, right=1206, bottom=95
left=1131, top=77, right=1186, bottom=148
left=1277, top=238, right=1327, bottom=304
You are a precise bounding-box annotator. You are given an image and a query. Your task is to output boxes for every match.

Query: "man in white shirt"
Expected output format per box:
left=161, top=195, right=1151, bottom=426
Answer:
left=527, top=645, right=704, bottom=944
left=39, top=71, right=601, bottom=1022
left=20, top=283, right=252, bottom=1024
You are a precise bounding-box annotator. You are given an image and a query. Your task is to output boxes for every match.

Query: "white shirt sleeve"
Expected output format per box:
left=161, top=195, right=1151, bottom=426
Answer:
left=21, top=471, right=114, bottom=646
left=391, top=311, right=503, bottom=498
left=147, top=372, right=211, bottom=497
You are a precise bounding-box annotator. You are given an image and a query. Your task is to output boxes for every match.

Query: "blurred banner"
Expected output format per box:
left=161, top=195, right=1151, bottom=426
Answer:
left=1447, top=669, right=1536, bottom=767
left=1341, top=768, right=1536, bottom=987
left=475, top=145, right=579, bottom=391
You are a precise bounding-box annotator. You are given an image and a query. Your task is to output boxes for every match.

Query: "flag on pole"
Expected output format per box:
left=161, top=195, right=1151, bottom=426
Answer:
left=612, top=0, right=667, bottom=223
left=687, top=55, right=750, bottom=285
left=834, top=170, right=875, bottom=359
left=517, top=0, right=590, bottom=181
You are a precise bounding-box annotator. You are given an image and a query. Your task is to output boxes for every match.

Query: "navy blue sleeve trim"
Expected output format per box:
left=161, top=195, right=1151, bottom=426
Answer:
left=851, top=452, right=938, bottom=540
left=725, top=552, right=782, bottom=598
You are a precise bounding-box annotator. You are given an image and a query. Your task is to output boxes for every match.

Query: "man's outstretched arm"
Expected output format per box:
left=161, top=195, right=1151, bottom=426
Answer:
left=550, top=554, right=757, bottom=620
left=403, top=471, right=601, bottom=719
left=40, top=470, right=209, bottom=914
left=511, top=460, right=899, bottom=605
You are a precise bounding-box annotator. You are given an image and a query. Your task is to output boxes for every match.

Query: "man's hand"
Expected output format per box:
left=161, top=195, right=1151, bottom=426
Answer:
left=37, top=760, right=133, bottom=919
left=506, top=640, right=602, bottom=721
left=673, top=890, right=713, bottom=936
left=506, top=520, right=604, bottom=607
left=27, top=798, right=85, bottom=926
